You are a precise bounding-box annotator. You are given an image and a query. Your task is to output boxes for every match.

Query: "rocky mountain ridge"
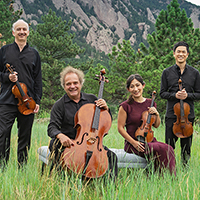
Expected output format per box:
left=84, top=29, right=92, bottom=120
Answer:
left=13, top=0, right=200, bottom=54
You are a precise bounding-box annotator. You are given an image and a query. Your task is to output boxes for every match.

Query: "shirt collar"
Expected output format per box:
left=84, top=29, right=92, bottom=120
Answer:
left=14, top=42, right=29, bottom=51
left=175, top=63, right=188, bottom=70
left=64, top=92, right=87, bottom=103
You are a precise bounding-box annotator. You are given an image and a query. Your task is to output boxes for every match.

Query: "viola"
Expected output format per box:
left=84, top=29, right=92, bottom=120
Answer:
left=173, top=79, right=193, bottom=138
left=61, top=69, right=111, bottom=178
left=135, top=91, right=157, bottom=143
left=6, top=63, right=36, bottom=115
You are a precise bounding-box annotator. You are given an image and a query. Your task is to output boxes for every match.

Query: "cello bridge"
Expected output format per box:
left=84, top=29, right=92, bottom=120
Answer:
left=87, top=137, right=96, bottom=144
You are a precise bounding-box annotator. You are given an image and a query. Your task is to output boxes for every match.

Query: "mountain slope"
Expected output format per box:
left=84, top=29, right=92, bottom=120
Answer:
left=13, top=0, right=200, bottom=54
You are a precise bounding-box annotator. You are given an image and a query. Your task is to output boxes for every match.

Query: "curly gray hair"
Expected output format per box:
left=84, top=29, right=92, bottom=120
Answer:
left=60, top=66, right=85, bottom=88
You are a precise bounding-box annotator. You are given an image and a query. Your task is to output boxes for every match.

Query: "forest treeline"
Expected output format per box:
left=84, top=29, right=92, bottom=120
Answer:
left=0, top=0, right=200, bottom=121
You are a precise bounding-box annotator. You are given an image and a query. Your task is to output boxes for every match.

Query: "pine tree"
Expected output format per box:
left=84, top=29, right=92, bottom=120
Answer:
left=139, top=0, right=200, bottom=116
left=140, top=0, right=200, bottom=67
left=108, top=0, right=200, bottom=117
left=29, top=9, right=84, bottom=111
left=108, top=39, right=162, bottom=111
left=0, top=0, right=22, bottom=47
left=107, top=40, right=145, bottom=105
left=83, top=63, right=110, bottom=99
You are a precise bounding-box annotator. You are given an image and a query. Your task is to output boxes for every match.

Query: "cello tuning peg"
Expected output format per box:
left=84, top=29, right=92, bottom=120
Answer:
left=105, top=80, right=109, bottom=83
left=100, top=68, right=106, bottom=75
left=94, top=78, right=99, bottom=81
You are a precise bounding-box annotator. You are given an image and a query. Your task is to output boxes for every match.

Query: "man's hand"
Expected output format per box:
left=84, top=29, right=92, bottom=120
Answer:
left=175, top=88, right=188, bottom=100
left=9, top=71, right=18, bottom=82
left=95, top=99, right=109, bottom=110
left=33, top=104, right=40, bottom=114
left=56, top=133, right=74, bottom=148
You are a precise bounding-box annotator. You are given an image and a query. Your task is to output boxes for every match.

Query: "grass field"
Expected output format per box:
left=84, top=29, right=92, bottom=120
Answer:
left=0, top=119, right=200, bottom=200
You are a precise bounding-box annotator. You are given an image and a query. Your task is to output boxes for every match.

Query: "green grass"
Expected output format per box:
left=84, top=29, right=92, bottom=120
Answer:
left=0, top=120, right=200, bottom=200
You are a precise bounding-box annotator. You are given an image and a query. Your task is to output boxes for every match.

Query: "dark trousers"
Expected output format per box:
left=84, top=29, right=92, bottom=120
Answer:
left=0, top=105, right=34, bottom=168
left=49, top=138, right=118, bottom=180
left=165, top=117, right=193, bottom=165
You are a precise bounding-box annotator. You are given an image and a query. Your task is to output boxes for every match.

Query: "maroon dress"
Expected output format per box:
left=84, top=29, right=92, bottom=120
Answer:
left=120, top=99, right=176, bottom=176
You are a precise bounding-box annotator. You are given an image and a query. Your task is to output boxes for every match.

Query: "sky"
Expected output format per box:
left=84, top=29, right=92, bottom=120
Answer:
left=186, top=0, right=200, bottom=6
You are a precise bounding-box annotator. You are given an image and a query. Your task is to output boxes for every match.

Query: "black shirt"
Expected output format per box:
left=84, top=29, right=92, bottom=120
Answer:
left=48, top=92, right=100, bottom=139
left=160, top=64, right=200, bottom=118
left=0, top=42, right=42, bottom=105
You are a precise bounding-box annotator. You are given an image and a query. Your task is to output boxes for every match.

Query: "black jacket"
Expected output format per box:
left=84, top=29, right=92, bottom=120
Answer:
left=0, top=42, right=42, bottom=105
left=48, top=92, right=112, bottom=139
left=160, top=64, right=200, bottom=118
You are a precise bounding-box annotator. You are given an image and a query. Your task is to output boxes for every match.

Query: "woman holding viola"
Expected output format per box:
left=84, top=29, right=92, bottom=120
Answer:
left=117, top=74, right=176, bottom=176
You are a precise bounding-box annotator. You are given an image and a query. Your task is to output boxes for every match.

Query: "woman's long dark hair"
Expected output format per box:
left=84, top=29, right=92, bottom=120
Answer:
left=126, top=74, right=145, bottom=104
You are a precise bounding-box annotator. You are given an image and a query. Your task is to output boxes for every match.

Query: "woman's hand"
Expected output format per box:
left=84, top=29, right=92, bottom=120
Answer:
left=148, top=106, right=161, bottom=128
left=148, top=106, right=159, bottom=116
left=133, top=140, right=145, bottom=152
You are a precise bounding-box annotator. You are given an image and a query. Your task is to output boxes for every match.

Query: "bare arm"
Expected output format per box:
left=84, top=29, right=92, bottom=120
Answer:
left=117, top=106, right=145, bottom=152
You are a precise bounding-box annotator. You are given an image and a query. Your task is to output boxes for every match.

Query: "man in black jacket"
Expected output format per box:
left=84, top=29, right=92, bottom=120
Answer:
left=160, top=41, right=200, bottom=166
left=0, top=19, right=42, bottom=168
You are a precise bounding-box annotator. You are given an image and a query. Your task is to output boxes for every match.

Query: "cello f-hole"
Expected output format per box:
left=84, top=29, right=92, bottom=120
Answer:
left=77, top=132, right=88, bottom=145
left=96, top=136, right=102, bottom=152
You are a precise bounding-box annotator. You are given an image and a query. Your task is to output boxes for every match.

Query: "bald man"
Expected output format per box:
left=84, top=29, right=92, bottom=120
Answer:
left=0, top=19, right=42, bottom=169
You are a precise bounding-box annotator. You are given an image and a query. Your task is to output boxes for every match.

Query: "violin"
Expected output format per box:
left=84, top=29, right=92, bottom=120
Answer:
left=135, top=91, right=157, bottom=143
left=61, top=69, right=111, bottom=178
left=6, top=63, right=36, bottom=115
left=173, top=79, right=193, bottom=138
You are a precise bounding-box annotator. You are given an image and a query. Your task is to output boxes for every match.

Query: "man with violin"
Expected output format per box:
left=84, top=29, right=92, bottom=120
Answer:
left=0, top=19, right=42, bottom=169
left=160, top=41, right=200, bottom=167
left=47, top=66, right=118, bottom=180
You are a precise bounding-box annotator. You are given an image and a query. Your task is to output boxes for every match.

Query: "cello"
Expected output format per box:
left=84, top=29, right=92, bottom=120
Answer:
left=173, top=79, right=193, bottom=138
left=61, top=69, right=111, bottom=178
left=6, top=63, right=36, bottom=115
left=135, top=91, right=157, bottom=143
